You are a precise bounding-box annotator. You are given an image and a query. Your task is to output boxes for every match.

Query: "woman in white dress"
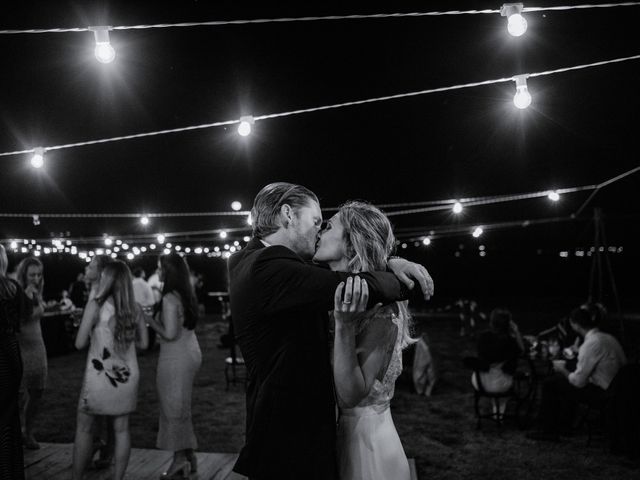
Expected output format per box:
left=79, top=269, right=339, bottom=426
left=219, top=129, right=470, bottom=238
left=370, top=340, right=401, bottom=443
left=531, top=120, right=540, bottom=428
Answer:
left=313, top=200, right=416, bottom=480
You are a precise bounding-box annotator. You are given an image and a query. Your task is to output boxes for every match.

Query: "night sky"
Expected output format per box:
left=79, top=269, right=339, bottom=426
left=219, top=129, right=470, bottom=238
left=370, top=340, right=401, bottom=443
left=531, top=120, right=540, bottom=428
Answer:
left=2, top=1, right=639, bottom=306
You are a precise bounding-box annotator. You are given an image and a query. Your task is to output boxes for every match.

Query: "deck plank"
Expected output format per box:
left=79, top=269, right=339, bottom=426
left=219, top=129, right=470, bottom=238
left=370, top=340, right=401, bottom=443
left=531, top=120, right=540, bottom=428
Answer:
left=25, top=443, right=418, bottom=479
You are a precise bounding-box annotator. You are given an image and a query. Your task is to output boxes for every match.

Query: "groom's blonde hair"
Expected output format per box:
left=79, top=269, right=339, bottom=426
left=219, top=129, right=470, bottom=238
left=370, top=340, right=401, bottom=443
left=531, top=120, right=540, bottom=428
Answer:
left=251, top=182, right=319, bottom=239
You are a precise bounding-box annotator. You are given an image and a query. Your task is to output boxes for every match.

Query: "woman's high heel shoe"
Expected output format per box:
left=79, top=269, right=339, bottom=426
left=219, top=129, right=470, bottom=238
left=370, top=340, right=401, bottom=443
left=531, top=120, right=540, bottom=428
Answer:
left=159, top=461, right=191, bottom=479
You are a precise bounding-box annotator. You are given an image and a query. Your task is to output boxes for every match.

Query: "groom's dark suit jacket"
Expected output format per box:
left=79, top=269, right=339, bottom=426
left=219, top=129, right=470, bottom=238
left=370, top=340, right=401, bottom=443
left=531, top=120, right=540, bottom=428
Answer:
left=228, top=238, right=409, bottom=480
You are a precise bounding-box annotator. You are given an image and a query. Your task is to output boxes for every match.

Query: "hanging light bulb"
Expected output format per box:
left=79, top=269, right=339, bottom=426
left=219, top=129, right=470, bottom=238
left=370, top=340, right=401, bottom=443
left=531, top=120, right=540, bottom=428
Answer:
left=238, top=116, right=254, bottom=137
left=157, top=234, right=166, bottom=244
left=90, top=26, right=116, bottom=64
left=548, top=191, right=560, bottom=202
left=219, top=231, right=228, bottom=239
left=231, top=201, right=242, bottom=211
left=422, top=237, right=431, bottom=246
left=472, top=227, right=484, bottom=238
left=500, top=3, right=527, bottom=37
left=31, top=147, right=45, bottom=168
left=10, top=240, right=18, bottom=250
left=140, top=215, right=150, bottom=226
left=512, top=74, right=532, bottom=109
left=32, top=215, right=40, bottom=226
left=453, top=202, right=463, bottom=214
left=104, top=237, right=113, bottom=246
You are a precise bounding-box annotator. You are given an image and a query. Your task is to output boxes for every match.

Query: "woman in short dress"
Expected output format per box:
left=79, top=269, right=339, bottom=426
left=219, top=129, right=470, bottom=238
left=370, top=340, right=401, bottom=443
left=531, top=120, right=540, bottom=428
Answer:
left=148, top=253, right=202, bottom=479
left=15, top=257, right=47, bottom=450
left=72, top=260, right=148, bottom=480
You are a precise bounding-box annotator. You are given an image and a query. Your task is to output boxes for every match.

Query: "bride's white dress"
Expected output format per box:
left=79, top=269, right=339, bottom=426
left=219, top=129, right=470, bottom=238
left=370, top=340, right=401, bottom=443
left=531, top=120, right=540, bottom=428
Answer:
left=336, top=303, right=411, bottom=480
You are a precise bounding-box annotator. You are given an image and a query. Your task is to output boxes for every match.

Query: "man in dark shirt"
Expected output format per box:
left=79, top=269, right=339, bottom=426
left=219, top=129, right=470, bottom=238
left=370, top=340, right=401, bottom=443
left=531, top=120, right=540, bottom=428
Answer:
left=228, top=183, right=433, bottom=480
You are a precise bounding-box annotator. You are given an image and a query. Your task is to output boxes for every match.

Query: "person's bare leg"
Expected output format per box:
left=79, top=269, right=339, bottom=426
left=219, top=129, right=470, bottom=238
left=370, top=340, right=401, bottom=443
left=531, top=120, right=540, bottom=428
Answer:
left=72, top=411, right=95, bottom=480
left=112, top=415, right=131, bottom=480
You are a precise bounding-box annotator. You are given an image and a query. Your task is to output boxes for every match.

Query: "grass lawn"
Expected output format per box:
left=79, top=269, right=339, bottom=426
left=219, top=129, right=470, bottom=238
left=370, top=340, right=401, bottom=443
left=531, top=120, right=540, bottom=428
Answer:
left=36, top=314, right=638, bottom=480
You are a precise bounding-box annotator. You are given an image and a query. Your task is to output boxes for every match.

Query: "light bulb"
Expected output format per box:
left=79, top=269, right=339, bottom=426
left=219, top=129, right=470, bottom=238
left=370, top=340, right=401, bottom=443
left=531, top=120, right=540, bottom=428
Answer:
left=220, top=231, right=228, bottom=239
left=140, top=215, right=150, bottom=225
left=104, top=238, right=113, bottom=246
left=513, top=74, right=532, bottom=109
left=31, top=147, right=45, bottom=168
left=157, top=234, right=165, bottom=244
left=472, top=227, right=484, bottom=238
left=453, top=202, right=463, bottom=214
left=10, top=241, right=17, bottom=249
left=90, top=26, right=116, bottom=63
left=231, top=201, right=242, bottom=211
left=126, top=253, right=134, bottom=260
left=422, top=237, right=431, bottom=246
left=238, top=116, right=254, bottom=136
left=501, top=4, right=527, bottom=37
left=507, top=13, right=527, bottom=36
left=548, top=191, right=560, bottom=202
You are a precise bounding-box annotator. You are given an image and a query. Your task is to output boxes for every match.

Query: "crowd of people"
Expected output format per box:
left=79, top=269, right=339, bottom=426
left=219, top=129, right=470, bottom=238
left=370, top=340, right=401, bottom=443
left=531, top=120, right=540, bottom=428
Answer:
left=0, top=180, right=634, bottom=480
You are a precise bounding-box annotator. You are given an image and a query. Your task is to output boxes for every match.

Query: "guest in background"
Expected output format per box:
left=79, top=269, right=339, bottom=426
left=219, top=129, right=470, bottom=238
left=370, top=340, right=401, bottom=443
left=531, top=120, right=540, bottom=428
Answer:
left=528, top=303, right=626, bottom=441
left=147, top=268, right=163, bottom=305
left=83, top=255, right=115, bottom=468
left=148, top=253, right=202, bottom=478
left=16, top=257, right=47, bottom=450
left=131, top=267, right=155, bottom=311
left=0, top=245, right=29, bottom=479
left=72, top=260, right=148, bottom=480
left=471, top=308, right=524, bottom=417
left=59, top=290, right=75, bottom=311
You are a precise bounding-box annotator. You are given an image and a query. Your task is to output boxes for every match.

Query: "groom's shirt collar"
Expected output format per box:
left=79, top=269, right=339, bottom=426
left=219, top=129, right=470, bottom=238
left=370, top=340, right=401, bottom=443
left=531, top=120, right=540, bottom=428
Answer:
left=260, top=239, right=271, bottom=248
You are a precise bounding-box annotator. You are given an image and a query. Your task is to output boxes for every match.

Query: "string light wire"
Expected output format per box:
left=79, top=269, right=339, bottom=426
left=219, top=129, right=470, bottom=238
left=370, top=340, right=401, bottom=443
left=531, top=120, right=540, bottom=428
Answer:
left=1, top=3, right=639, bottom=34
left=1, top=54, right=639, bottom=159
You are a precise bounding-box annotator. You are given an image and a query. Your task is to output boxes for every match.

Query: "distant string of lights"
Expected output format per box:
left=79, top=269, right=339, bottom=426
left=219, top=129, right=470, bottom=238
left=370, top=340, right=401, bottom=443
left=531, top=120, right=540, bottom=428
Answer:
left=1, top=53, right=639, bottom=167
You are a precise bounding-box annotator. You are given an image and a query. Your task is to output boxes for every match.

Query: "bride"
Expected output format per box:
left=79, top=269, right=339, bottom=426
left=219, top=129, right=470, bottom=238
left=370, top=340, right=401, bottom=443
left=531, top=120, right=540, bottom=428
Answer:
left=313, top=200, right=417, bottom=480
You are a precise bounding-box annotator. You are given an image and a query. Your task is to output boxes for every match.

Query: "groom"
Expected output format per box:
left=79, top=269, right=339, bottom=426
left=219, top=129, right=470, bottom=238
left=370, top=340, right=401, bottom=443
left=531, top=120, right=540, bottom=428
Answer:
left=228, top=182, right=433, bottom=480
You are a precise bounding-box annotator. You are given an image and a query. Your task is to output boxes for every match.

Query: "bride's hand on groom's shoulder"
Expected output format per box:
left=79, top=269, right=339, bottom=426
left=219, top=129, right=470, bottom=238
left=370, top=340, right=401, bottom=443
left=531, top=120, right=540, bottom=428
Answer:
left=334, top=276, right=382, bottom=326
left=387, top=257, right=434, bottom=301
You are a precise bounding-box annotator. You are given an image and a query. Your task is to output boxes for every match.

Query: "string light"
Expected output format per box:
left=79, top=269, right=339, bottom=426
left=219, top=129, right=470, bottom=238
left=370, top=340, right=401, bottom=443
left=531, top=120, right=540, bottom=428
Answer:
left=140, top=215, right=150, bottom=225
left=243, top=236, right=250, bottom=242
left=104, top=237, right=113, bottom=246
left=422, top=237, right=431, bottom=246
left=501, top=3, right=527, bottom=37
left=89, top=26, right=116, bottom=63
left=30, top=147, right=45, bottom=168
left=548, top=190, right=560, bottom=201
left=126, top=252, right=134, bottom=260
left=10, top=241, right=17, bottom=249
left=219, top=231, right=228, bottom=239
left=472, top=227, right=484, bottom=238
left=32, top=215, right=40, bottom=226
left=513, top=74, right=532, bottom=109
left=157, top=234, right=165, bottom=244
left=238, top=116, right=254, bottom=137
left=231, top=201, right=242, bottom=211
left=453, top=202, right=463, bottom=214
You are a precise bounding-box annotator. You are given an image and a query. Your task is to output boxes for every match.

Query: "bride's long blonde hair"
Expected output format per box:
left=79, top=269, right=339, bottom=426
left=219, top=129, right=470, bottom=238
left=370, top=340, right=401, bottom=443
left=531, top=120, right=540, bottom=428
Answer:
left=337, top=200, right=417, bottom=348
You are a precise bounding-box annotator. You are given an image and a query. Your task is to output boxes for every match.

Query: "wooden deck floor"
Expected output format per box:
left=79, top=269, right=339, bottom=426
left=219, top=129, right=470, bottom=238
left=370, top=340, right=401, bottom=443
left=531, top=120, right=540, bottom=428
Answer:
left=25, top=443, right=417, bottom=479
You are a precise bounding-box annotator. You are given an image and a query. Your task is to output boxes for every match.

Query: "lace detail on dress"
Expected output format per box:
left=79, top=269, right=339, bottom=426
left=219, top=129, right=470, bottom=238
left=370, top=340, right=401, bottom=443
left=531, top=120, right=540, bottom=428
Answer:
left=348, top=303, right=405, bottom=411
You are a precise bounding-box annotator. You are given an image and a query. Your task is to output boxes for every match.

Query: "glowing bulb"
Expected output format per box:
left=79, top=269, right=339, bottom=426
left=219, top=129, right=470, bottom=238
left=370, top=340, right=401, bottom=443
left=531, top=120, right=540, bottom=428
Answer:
left=548, top=191, right=560, bottom=202
left=243, top=236, right=250, bottom=242
left=111, top=252, right=117, bottom=259
left=31, top=147, right=45, bottom=168
left=507, top=14, right=527, bottom=36
left=513, top=74, right=532, bottom=109
left=104, top=238, right=113, bottom=246
left=472, top=227, right=484, bottom=238
left=10, top=241, right=17, bottom=249
left=157, top=234, right=165, bottom=244
left=422, top=237, right=431, bottom=246
left=238, top=116, right=254, bottom=137
left=453, top=202, right=463, bottom=214
left=501, top=4, right=527, bottom=37
left=195, top=247, right=203, bottom=254
left=220, top=231, right=227, bottom=239
left=127, top=253, right=134, bottom=260
left=149, top=244, right=156, bottom=250
left=163, top=248, right=171, bottom=255
left=140, top=215, right=150, bottom=225
left=231, top=201, right=242, bottom=211
left=90, top=27, right=116, bottom=63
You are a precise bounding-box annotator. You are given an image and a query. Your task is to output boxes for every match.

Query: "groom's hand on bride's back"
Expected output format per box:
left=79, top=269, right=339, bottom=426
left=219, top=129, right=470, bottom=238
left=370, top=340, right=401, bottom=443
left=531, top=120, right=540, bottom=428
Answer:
left=387, top=257, right=434, bottom=301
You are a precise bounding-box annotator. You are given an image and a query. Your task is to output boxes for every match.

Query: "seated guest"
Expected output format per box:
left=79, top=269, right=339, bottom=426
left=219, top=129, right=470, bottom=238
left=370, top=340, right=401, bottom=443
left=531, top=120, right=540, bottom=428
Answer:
left=528, top=303, right=627, bottom=441
left=471, top=308, right=524, bottom=416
